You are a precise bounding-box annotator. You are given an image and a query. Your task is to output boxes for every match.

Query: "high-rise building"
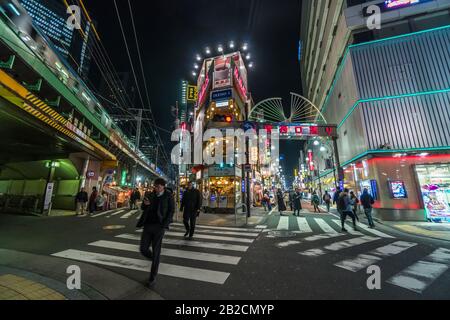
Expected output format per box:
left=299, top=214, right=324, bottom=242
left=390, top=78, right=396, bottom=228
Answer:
left=301, top=0, right=450, bottom=222
left=19, top=0, right=94, bottom=79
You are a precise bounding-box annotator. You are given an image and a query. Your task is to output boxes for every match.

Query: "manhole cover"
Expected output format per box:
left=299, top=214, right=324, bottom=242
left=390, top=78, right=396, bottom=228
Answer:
left=267, top=230, right=296, bottom=238
left=103, top=225, right=126, bottom=230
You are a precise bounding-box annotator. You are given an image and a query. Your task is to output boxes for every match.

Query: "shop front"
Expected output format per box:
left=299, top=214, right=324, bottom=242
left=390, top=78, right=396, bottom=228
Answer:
left=337, top=153, right=450, bottom=222
left=202, top=165, right=243, bottom=214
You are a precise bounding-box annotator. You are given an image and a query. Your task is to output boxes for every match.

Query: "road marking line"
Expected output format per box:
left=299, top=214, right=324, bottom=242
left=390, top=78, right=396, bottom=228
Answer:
left=52, top=249, right=230, bottom=285
left=121, top=210, right=138, bottom=219
left=299, top=236, right=381, bottom=257
left=88, top=240, right=241, bottom=265
left=163, top=227, right=260, bottom=238
left=329, top=219, right=363, bottom=236
left=314, top=218, right=338, bottom=234
left=296, top=217, right=313, bottom=233
left=304, top=233, right=345, bottom=242
left=356, top=222, right=395, bottom=238
left=255, top=225, right=267, bottom=229
left=276, top=241, right=301, bottom=248
left=116, top=234, right=249, bottom=252
left=107, top=210, right=125, bottom=218
left=171, top=223, right=259, bottom=233
left=387, top=248, right=450, bottom=293
left=335, top=241, right=418, bottom=272
left=91, top=209, right=119, bottom=218
left=164, top=232, right=254, bottom=243
left=276, top=216, right=289, bottom=230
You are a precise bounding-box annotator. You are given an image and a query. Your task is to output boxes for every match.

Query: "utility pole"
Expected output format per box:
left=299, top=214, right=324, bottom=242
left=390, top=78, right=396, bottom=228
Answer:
left=132, top=109, right=143, bottom=187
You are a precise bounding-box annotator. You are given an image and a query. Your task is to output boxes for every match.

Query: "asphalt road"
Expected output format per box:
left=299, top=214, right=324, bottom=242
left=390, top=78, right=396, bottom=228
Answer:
left=0, top=206, right=449, bottom=300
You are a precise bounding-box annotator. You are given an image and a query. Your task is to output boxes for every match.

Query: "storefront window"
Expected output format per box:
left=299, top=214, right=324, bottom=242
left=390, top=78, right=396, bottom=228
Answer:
left=416, top=164, right=450, bottom=223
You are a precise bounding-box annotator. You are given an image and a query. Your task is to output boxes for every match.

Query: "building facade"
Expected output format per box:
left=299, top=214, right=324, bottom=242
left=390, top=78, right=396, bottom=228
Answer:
left=18, top=0, right=93, bottom=80
left=301, top=0, right=450, bottom=222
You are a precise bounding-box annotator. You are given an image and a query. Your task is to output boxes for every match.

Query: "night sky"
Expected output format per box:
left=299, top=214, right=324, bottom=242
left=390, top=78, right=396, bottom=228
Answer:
left=88, top=0, right=302, bottom=179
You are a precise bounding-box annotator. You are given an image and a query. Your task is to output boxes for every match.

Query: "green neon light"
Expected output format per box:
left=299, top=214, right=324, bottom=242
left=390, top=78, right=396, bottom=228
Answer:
left=340, top=147, right=450, bottom=167
left=338, top=88, right=450, bottom=129
left=321, top=24, right=450, bottom=115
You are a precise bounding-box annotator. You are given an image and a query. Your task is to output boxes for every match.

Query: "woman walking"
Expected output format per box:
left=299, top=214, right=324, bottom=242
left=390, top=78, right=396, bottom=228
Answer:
left=277, top=189, right=287, bottom=216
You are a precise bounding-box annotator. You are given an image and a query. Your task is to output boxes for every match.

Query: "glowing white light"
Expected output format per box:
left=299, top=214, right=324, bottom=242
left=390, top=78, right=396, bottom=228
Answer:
left=229, top=41, right=235, bottom=49
left=218, top=45, right=224, bottom=53
left=246, top=54, right=251, bottom=60
left=320, top=146, right=326, bottom=152
left=196, top=55, right=202, bottom=61
left=242, top=43, right=248, bottom=51
left=192, top=71, right=197, bottom=76
left=313, top=140, right=320, bottom=146
left=194, top=64, right=199, bottom=69
left=205, top=47, right=211, bottom=55
left=248, top=62, right=254, bottom=68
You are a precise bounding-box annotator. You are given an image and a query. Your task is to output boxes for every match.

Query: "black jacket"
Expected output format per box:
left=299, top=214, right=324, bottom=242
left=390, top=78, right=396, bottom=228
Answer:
left=137, top=190, right=174, bottom=229
left=180, top=188, right=202, bottom=216
left=75, top=191, right=88, bottom=203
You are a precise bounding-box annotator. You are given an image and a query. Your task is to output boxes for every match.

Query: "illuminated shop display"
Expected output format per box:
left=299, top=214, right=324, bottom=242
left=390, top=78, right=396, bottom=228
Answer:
left=388, top=181, right=408, bottom=199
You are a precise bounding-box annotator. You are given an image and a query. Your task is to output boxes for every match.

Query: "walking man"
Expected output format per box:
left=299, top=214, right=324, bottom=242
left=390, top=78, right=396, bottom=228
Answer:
left=180, top=182, right=202, bottom=240
left=137, top=178, right=174, bottom=287
left=323, top=191, right=332, bottom=213
left=277, top=188, right=286, bottom=216
left=360, top=188, right=376, bottom=228
left=130, top=188, right=141, bottom=210
left=88, top=187, right=98, bottom=215
left=311, top=191, right=321, bottom=213
left=338, top=188, right=358, bottom=232
left=75, top=187, right=88, bottom=216
left=333, top=188, right=341, bottom=208
left=293, top=188, right=302, bottom=216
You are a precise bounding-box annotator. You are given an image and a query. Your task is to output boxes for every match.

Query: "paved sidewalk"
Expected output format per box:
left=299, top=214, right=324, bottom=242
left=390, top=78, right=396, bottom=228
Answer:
left=0, top=249, right=163, bottom=300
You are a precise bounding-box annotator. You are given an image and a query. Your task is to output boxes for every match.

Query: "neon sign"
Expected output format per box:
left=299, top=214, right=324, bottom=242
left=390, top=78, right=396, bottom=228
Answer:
left=233, top=66, right=247, bottom=101
left=385, top=0, right=421, bottom=8
left=197, top=74, right=210, bottom=108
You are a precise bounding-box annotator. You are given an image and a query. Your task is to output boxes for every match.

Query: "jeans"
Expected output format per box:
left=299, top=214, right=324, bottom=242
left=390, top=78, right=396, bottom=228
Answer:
left=325, top=202, right=330, bottom=213
left=364, top=208, right=375, bottom=227
left=341, top=211, right=357, bottom=229
left=76, top=202, right=86, bottom=215
left=183, top=213, right=197, bottom=238
left=140, top=224, right=165, bottom=281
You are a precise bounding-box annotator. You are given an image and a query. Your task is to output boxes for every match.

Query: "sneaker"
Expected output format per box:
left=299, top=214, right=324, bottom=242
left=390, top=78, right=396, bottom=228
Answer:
left=341, top=228, right=348, bottom=233
left=184, top=231, right=189, bottom=238
left=188, top=237, right=194, bottom=241
left=148, top=278, right=156, bottom=287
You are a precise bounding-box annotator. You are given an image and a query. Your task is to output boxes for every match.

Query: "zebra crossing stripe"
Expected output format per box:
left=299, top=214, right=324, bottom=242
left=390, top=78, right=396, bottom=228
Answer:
left=171, top=223, right=259, bottom=233
left=107, top=210, right=126, bottom=218
left=255, top=225, right=267, bottom=229
left=116, top=234, right=249, bottom=252
left=304, top=233, right=345, bottom=242
left=314, top=218, right=338, bottom=234
left=356, top=223, right=394, bottom=239
left=88, top=240, right=241, bottom=265
left=91, top=209, right=119, bottom=218
left=296, top=217, right=313, bottom=233
left=276, top=241, right=301, bottom=248
left=335, top=241, right=417, bottom=272
left=164, top=232, right=254, bottom=244
left=121, top=210, right=138, bottom=219
left=166, top=227, right=260, bottom=238
left=277, top=217, right=289, bottom=230
left=329, top=219, right=363, bottom=236
left=51, top=249, right=230, bottom=284
left=299, top=236, right=380, bottom=257
left=387, top=248, right=450, bottom=293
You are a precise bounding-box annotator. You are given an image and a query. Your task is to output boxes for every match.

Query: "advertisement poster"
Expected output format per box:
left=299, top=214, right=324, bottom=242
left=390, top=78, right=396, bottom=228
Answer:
left=213, top=56, right=232, bottom=89
left=389, top=181, right=408, bottom=199
left=421, top=185, right=450, bottom=223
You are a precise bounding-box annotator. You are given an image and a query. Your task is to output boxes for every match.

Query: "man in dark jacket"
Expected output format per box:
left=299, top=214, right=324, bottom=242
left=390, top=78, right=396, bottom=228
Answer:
left=137, top=178, right=174, bottom=287
left=130, top=188, right=141, bottom=210
left=75, top=187, right=88, bottom=216
left=360, top=188, right=376, bottom=228
left=180, top=182, right=202, bottom=240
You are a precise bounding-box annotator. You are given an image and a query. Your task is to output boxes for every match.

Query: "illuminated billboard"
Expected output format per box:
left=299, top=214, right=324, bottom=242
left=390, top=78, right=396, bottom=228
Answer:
left=213, top=56, right=232, bottom=89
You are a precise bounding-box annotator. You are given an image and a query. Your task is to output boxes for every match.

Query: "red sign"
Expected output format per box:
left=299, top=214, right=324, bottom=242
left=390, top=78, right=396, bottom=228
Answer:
left=233, top=66, right=247, bottom=101
left=197, top=74, right=210, bottom=108
left=308, top=150, right=314, bottom=171
left=295, top=127, right=302, bottom=134
left=279, top=126, right=288, bottom=134
left=310, top=126, right=319, bottom=135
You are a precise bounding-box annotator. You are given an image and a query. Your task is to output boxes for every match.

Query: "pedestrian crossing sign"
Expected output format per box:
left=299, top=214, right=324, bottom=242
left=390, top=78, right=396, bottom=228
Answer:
left=187, top=85, right=198, bottom=102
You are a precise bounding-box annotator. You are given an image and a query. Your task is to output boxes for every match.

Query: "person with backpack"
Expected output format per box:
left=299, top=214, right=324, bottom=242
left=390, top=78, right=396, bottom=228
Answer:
left=311, top=191, right=321, bottom=213
left=338, top=188, right=358, bottom=232
left=360, top=188, right=376, bottom=228
left=350, top=191, right=360, bottom=222
left=323, top=191, right=332, bottom=213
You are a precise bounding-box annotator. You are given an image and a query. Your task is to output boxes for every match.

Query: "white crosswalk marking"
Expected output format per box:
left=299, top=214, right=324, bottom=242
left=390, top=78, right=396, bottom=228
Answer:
left=296, top=217, right=313, bottom=233
left=171, top=223, right=259, bottom=233
left=116, top=234, right=249, bottom=252
left=107, top=210, right=125, bottom=218
left=89, top=240, right=241, bottom=265
left=52, top=249, right=230, bottom=284
left=304, top=233, right=345, bottom=242
left=255, top=225, right=267, bottom=229
left=160, top=227, right=259, bottom=238
left=277, top=217, right=289, bottom=230
left=356, top=222, right=394, bottom=238
left=335, top=241, right=417, bottom=272
left=163, top=231, right=254, bottom=244
left=121, top=210, right=138, bottom=219
left=329, top=219, right=363, bottom=236
left=91, top=209, right=118, bottom=218
left=314, top=218, right=338, bottom=234
left=299, top=236, right=380, bottom=257
left=387, top=248, right=450, bottom=293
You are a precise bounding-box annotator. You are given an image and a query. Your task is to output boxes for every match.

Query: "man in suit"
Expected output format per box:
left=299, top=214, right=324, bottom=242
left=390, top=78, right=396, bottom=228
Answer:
left=180, top=182, right=202, bottom=240
left=137, top=178, right=174, bottom=287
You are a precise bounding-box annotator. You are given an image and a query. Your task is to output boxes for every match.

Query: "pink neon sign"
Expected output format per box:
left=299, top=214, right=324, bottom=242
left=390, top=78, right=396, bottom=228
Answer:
left=197, top=74, right=210, bottom=107
left=385, top=0, right=420, bottom=8
left=233, top=66, right=248, bottom=101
